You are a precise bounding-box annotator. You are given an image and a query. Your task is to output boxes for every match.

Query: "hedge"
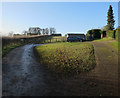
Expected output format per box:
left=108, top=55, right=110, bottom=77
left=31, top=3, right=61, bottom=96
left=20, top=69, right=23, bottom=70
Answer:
left=107, top=30, right=115, bottom=38
left=86, top=29, right=101, bottom=39
left=115, top=29, right=120, bottom=41
left=92, top=29, right=101, bottom=39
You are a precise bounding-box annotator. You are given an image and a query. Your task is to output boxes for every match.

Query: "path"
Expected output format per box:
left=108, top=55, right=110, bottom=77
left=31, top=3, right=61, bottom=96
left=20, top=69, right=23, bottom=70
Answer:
left=2, top=42, right=119, bottom=96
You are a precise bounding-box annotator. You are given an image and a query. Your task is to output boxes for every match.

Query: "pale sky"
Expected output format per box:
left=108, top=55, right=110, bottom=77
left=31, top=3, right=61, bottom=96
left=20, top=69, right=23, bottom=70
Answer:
left=1, top=1, right=119, bottom=36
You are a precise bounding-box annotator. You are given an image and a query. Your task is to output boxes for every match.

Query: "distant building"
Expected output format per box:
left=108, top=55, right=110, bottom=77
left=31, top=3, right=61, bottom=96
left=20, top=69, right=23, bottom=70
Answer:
left=51, top=34, right=62, bottom=36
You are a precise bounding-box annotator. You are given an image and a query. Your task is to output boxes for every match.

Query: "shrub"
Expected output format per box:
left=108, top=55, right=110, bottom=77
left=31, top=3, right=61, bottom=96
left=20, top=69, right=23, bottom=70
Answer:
left=87, top=30, right=92, bottom=36
left=87, top=29, right=101, bottom=39
left=115, top=29, right=120, bottom=41
left=100, top=31, right=106, bottom=38
left=92, top=29, right=101, bottom=39
left=107, top=30, right=115, bottom=38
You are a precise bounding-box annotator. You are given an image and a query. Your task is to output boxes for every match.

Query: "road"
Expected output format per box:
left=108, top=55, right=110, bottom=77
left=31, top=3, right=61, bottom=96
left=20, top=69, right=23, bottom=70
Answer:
left=2, top=42, right=119, bottom=96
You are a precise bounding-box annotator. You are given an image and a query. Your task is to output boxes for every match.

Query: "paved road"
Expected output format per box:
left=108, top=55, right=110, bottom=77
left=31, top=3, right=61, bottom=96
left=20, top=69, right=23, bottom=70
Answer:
left=2, top=42, right=119, bottom=96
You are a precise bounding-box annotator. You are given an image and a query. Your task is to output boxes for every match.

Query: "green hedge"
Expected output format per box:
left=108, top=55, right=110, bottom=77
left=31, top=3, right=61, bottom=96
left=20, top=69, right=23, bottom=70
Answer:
left=107, top=30, right=115, bottom=38
left=92, top=29, right=101, bottom=39
left=115, top=29, right=120, bottom=41
left=100, top=31, right=106, bottom=34
left=86, top=29, right=101, bottom=39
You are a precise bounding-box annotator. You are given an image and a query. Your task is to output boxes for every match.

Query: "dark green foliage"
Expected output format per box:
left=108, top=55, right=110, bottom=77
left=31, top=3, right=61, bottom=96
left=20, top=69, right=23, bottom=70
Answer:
left=100, top=31, right=103, bottom=34
left=92, top=29, right=101, bottom=39
left=87, top=30, right=93, bottom=36
left=2, top=44, right=22, bottom=57
left=87, top=29, right=101, bottom=39
left=115, top=29, right=120, bottom=41
left=100, top=31, right=106, bottom=37
left=106, top=5, right=115, bottom=30
left=86, top=30, right=93, bottom=40
left=107, top=30, right=115, bottom=38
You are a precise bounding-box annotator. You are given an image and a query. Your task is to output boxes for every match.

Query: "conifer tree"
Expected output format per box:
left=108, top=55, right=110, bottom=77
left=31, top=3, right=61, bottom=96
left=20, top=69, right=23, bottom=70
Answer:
left=107, top=5, right=115, bottom=30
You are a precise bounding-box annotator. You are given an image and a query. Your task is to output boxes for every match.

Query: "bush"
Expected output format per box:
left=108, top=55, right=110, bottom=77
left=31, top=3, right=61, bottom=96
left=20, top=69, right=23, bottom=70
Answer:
left=115, top=29, right=120, bottom=41
left=86, top=29, right=101, bottom=40
left=86, top=30, right=93, bottom=40
left=100, top=31, right=106, bottom=37
left=92, top=29, right=101, bottom=39
left=107, top=30, right=115, bottom=38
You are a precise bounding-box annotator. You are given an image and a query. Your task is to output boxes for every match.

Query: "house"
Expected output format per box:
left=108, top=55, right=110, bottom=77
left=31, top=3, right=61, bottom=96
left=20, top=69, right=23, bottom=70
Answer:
left=51, top=34, right=62, bottom=36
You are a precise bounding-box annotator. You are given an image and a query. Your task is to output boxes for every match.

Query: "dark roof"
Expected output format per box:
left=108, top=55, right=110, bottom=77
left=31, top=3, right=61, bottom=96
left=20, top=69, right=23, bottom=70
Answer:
left=67, top=33, right=85, bottom=35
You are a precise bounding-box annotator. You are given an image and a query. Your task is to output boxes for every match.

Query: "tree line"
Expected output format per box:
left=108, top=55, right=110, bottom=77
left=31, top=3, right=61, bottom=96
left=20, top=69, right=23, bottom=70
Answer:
left=23, top=27, right=56, bottom=35
left=8, top=27, right=56, bottom=37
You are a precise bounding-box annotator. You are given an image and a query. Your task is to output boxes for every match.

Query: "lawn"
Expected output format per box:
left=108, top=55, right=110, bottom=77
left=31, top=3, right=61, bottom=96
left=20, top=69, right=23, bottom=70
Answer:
left=109, top=41, right=119, bottom=51
left=34, top=42, right=96, bottom=76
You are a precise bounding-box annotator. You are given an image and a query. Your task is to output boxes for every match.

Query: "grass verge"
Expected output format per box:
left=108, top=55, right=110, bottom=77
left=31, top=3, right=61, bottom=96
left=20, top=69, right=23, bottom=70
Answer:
left=93, top=37, right=114, bottom=42
left=34, top=42, right=96, bottom=76
left=109, top=41, right=119, bottom=51
left=2, top=43, right=23, bottom=57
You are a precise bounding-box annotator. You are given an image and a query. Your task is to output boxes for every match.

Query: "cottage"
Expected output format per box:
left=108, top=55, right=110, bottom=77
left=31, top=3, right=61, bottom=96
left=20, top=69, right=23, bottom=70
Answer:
left=51, top=34, right=62, bottom=36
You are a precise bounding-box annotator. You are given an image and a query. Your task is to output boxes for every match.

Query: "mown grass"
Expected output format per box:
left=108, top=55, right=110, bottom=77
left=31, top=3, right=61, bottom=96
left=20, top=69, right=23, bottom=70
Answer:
left=109, top=41, right=119, bottom=51
left=34, top=42, right=96, bottom=76
left=93, top=37, right=114, bottom=42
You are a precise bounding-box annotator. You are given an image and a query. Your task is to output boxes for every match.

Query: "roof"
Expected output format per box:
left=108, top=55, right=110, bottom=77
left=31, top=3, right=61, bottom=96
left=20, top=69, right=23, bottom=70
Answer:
left=67, top=33, right=85, bottom=35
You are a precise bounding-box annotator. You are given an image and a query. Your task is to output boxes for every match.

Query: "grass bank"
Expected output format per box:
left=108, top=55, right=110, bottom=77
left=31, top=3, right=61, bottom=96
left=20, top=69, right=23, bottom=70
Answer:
left=93, top=37, right=114, bottom=42
left=34, top=42, right=96, bottom=76
left=2, top=43, right=23, bottom=57
left=109, top=41, right=119, bottom=51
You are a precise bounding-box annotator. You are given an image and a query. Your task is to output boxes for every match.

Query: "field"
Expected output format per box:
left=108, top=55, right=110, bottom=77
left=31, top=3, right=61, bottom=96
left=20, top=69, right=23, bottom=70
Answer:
left=43, top=36, right=66, bottom=43
left=34, top=42, right=96, bottom=76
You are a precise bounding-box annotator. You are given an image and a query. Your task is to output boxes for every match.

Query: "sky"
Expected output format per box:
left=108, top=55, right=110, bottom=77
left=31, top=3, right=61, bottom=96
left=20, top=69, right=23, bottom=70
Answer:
left=1, top=2, right=119, bottom=36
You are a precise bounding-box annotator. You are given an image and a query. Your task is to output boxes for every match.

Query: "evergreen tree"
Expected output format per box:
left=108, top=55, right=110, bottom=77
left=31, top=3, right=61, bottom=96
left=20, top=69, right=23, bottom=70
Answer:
left=107, top=5, right=115, bottom=30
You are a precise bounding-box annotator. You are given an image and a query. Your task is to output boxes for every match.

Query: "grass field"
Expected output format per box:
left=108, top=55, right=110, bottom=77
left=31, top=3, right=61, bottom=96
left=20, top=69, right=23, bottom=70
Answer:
left=34, top=42, right=96, bottom=76
left=44, top=36, right=66, bottom=43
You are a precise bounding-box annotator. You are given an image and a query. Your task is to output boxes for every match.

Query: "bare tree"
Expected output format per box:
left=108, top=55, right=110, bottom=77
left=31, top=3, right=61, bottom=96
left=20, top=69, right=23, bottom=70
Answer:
left=42, top=29, right=45, bottom=35
left=22, top=30, right=28, bottom=35
left=8, top=31, right=14, bottom=37
left=45, top=28, right=49, bottom=35
left=50, top=27, right=53, bottom=35
left=53, top=28, right=56, bottom=34
left=37, top=28, right=41, bottom=35
left=50, top=27, right=56, bottom=35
